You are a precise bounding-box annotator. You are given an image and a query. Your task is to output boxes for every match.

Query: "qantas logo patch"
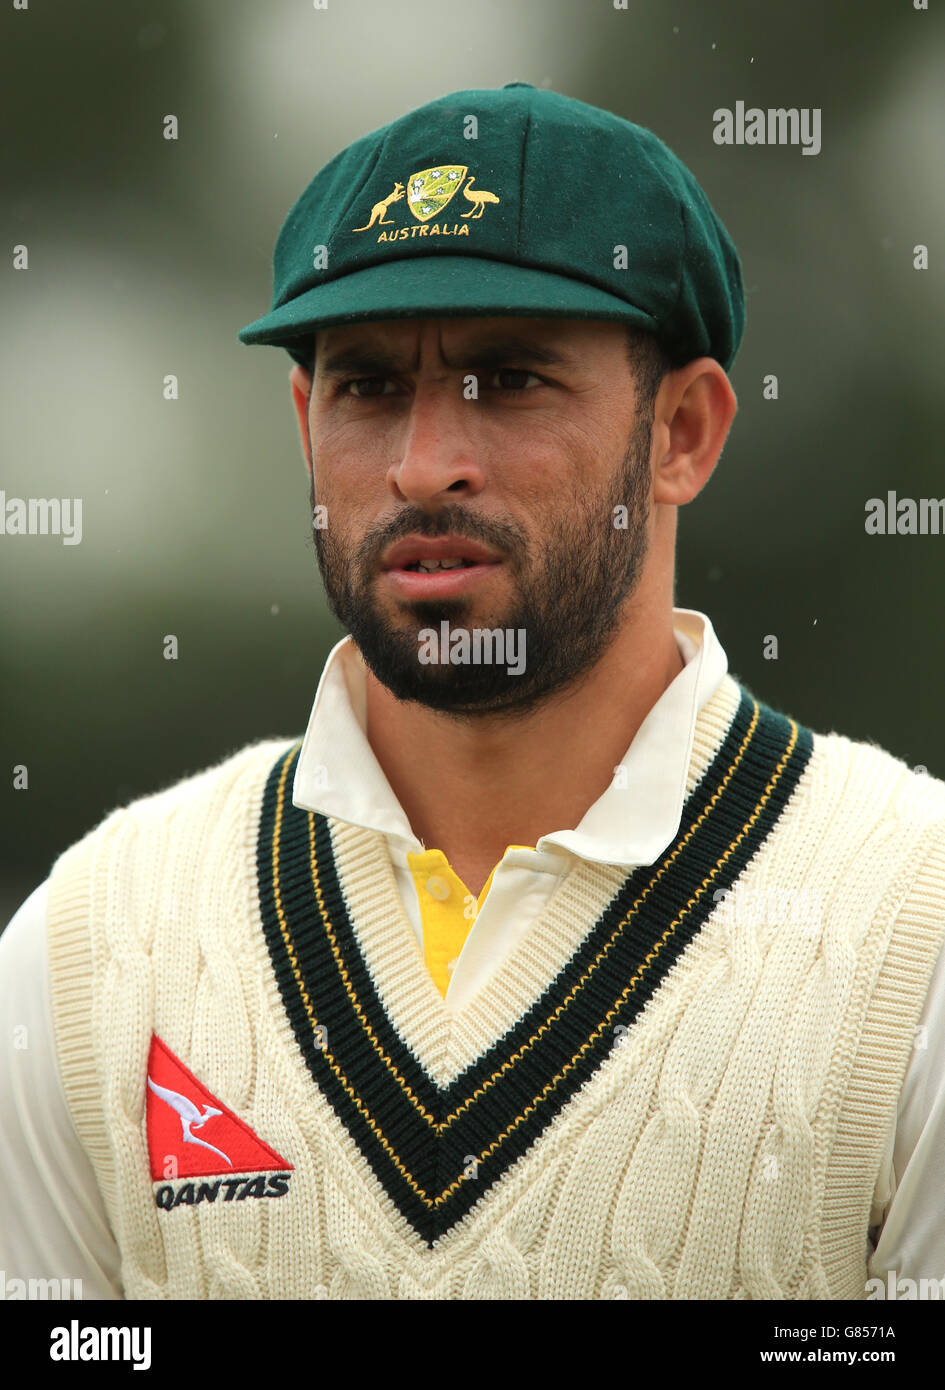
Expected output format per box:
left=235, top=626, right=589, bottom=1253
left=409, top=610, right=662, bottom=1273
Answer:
left=146, top=1035, right=293, bottom=1189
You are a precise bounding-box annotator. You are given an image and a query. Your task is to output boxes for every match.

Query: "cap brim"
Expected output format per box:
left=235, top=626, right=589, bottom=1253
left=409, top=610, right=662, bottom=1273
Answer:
left=237, top=255, right=658, bottom=351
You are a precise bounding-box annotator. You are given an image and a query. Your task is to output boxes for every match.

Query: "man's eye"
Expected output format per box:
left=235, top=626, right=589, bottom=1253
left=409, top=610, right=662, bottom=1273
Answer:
left=488, top=368, right=542, bottom=391
left=343, top=377, right=396, bottom=398
left=337, top=369, right=542, bottom=397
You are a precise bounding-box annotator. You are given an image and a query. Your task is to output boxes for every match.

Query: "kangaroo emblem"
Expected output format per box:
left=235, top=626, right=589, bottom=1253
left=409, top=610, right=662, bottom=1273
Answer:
left=147, top=1074, right=233, bottom=1166
left=352, top=181, right=405, bottom=231
left=460, top=175, right=500, bottom=219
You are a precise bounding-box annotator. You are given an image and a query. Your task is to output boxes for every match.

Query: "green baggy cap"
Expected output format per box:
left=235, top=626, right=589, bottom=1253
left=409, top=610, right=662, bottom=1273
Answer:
left=238, top=83, right=745, bottom=371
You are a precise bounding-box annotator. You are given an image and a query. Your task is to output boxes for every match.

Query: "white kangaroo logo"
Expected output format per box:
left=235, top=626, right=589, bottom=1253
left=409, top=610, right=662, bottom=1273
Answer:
left=147, top=1075, right=233, bottom=1166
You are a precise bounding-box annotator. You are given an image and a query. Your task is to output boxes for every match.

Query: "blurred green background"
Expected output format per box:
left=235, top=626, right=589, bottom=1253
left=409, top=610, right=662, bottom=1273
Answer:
left=2, top=0, right=943, bottom=927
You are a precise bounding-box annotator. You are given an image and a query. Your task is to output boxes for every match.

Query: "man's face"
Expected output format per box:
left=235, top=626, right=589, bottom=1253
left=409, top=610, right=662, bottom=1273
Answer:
left=302, top=316, right=656, bottom=718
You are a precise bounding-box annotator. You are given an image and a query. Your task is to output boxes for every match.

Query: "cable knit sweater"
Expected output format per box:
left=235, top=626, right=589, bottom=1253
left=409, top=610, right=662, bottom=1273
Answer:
left=44, top=673, right=945, bottom=1299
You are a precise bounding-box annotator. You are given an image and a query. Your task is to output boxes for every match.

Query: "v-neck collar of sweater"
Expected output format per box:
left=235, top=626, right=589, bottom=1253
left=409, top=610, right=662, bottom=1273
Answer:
left=254, top=678, right=813, bottom=1246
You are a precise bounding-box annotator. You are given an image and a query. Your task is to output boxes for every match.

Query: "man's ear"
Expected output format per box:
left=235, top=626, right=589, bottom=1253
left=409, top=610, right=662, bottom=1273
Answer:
left=651, top=358, right=737, bottom=507
left=289, top=364, right=314, bottom=477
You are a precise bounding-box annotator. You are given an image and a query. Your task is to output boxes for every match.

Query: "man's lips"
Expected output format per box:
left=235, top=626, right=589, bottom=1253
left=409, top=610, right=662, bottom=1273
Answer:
left=381, top=557, right=502, bottom=598
left=379, top=534, right=504, bottom=597
left=381, top=535, right=502, bottom=570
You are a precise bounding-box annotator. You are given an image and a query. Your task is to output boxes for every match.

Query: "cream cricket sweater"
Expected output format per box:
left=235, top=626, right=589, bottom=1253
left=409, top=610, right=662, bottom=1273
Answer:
left=45, top=674, right=945, bottom=1299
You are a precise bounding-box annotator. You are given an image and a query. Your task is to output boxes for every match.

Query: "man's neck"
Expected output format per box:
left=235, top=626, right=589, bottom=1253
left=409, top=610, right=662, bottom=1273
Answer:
left=362, top=608, right=686, bottom=899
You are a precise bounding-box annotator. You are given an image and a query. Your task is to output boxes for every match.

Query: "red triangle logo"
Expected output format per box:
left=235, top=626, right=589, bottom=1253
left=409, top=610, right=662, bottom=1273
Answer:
left=146, top=1035, right=293, bottom=1181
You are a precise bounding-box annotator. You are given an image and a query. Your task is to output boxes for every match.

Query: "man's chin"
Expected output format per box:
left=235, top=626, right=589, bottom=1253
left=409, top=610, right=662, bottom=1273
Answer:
left=325, top=586, right=546, bottom=712
left=365, top=655, right=529, bottom=712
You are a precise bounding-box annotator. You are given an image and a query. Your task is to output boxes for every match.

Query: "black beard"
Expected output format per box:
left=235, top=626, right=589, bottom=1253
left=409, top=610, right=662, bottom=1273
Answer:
left=310, top=416, right=652, bottom=721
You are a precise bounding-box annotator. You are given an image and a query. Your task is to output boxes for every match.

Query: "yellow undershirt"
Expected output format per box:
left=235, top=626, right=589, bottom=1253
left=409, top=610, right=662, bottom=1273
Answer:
left=406, top=845, right=535, bottom=996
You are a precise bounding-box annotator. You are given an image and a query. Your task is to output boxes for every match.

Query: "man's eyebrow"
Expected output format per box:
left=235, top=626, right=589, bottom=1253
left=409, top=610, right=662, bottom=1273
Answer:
left=318, top=347, right=407, bottom=380
left=317, top=337, right=576, bottom=380
left=456, top=340, right=576, bottom=370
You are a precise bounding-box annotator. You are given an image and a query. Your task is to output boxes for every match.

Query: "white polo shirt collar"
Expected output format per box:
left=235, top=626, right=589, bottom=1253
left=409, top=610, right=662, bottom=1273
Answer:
left=292, top=608, right=728, bottom=871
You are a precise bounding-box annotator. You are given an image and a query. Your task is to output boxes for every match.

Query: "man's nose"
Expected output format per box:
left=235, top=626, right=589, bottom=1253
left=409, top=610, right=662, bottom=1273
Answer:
left=387, top=379, right=486, bottom=503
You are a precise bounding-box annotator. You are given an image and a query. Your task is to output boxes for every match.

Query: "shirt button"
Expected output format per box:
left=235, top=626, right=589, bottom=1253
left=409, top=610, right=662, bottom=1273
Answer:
left=424, top=875, right=451, bottom=901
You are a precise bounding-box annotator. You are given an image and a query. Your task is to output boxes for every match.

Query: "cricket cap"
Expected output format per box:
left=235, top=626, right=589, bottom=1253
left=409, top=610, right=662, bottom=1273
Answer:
left=237, top=83, right=745, bottom=371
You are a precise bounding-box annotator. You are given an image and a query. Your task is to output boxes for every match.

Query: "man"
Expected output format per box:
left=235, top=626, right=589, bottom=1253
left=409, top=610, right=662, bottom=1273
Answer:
left=2, top=83, right=944, bottom=1301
